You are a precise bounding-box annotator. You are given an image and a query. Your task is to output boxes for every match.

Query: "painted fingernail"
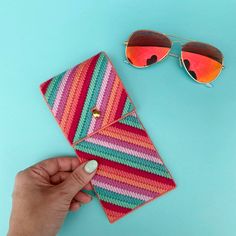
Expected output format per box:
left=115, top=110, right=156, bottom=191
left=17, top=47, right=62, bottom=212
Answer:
left=84, top=160, right=98, bottom=174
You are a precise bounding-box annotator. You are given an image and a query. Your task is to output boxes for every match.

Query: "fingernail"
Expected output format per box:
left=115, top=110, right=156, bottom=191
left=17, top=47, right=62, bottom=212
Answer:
left=84, top=160, right=98, bottom=174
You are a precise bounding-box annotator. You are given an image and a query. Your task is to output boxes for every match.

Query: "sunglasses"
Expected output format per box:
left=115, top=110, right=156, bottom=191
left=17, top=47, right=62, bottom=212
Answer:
left=124, top=30, right=224, bottom=87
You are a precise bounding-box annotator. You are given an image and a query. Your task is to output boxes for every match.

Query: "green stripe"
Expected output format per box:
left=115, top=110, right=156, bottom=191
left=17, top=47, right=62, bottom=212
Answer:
left=47, top=73, right=65, bottom=107
left=80, top=55, right=108, bottom=137
left=99, top=195, right=135, bottom=209
left=45, top=78, right=58, bottom=104
left=81, top=189, right=96, bottom=197
left=45, top=71, right=66, bottom=107
left=94, top=186, right=144, bottom=209
left=122, top=98, right=134, bottom=116
left=77, top=140, right=170, bottom=177
left=75, top=141, right=171, bottom=178
left=119, top=114, right=143, bottom=130
left=73, top=54, right=106, bottom=142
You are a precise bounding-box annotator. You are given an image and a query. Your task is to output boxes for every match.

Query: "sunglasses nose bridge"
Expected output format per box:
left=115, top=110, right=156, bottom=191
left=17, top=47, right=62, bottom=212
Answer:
left=169, top=53, right=178, bottom=58
left=169, top=40, right=184, bottom=67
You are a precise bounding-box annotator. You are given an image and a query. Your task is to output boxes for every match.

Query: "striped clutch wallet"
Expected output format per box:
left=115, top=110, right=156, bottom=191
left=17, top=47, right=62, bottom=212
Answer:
left=40, top=52, right=176, bottom=223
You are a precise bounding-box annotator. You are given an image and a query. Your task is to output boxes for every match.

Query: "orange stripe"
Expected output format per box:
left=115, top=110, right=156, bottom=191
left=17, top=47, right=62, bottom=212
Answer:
left=79, top=156, right=171, bottom=193
left=97, top=168, right=169, bottom=194
left=60, top=63, right=85, bottom=129
left=100, top=126, right=155, bottom=150
left=108, top=124, right=152, bottom=144
left=64, top=59, right=92, bottom=134
left=107, top=81, right=123, bottom=123
left=104, top=208, right=124, bottom=222
left=100, top=164, right=172, bottom=190
left=78, top=156, right=168, bottom=190
left=60, top=59, right=91, bottom=130
left=79, top=157, right=171, bottom=192
left=102, top=76, right=120, bottom=126
left=98, top=170, right=165, bottom=194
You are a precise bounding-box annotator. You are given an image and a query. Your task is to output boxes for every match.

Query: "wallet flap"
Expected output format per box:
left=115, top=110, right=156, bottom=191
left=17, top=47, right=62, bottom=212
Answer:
left=40, top=52, right=135, bottom=145
left=74, top=111, right=176, bottom=223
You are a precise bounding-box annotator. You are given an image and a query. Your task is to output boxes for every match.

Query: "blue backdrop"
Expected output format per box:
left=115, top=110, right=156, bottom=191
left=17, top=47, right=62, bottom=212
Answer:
left=1, top=0, right=236, bottom=235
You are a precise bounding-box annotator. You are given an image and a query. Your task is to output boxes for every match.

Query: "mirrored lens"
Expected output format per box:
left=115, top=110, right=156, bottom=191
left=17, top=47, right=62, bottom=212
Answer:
left=181, top=42, right=223, bottom=83
left=126, top=30, right=172, bottom=67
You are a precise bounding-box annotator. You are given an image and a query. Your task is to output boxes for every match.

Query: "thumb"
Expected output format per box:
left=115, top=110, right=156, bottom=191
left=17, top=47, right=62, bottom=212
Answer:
left=58, top=160, right=98, bottom=199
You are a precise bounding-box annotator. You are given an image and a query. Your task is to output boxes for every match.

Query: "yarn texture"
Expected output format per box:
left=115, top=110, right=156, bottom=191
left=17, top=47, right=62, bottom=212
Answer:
left=40, top=52, right=176, bottom=223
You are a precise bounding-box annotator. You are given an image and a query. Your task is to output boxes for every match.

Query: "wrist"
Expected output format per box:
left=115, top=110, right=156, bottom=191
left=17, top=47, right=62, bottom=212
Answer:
left=8, top=212, right=47, bottom=236
left=8, top=218, right=35, bottom=236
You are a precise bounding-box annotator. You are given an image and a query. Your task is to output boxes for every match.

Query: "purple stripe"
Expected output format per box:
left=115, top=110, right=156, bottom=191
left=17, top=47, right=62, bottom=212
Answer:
left=93, top=174, right=158, bottom=198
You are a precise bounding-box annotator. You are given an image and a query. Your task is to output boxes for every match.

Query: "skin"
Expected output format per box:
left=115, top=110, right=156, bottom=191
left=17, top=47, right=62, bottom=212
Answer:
left=7, top=157, right=98, bottom=236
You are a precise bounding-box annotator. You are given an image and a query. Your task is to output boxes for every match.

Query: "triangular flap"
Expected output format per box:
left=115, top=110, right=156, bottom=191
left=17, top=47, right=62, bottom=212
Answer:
left=40, top=52, right=135, bottom=145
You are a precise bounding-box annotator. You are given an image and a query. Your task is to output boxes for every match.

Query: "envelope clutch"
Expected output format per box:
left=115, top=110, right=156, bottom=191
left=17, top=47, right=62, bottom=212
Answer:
left=40, top=52, right=176, bottom=223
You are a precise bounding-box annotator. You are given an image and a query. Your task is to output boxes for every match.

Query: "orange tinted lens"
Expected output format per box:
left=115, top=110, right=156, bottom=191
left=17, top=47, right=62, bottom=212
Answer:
left=181, top=42, right=223, bottom=83
left=126, top=30, right=172, bottom=67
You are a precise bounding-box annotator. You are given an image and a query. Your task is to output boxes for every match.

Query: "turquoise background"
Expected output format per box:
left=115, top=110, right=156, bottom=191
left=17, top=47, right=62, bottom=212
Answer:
left=1, top=0, right=236, bottom=235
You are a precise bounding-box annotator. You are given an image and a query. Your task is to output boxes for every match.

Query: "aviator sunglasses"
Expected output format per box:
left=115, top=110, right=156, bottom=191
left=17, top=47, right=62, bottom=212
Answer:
left=124, top=30, right=224, bottom=87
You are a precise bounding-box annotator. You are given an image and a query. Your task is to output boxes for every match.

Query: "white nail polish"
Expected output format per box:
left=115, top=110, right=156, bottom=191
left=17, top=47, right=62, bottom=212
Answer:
left=84, top=160, right=98, bottom=174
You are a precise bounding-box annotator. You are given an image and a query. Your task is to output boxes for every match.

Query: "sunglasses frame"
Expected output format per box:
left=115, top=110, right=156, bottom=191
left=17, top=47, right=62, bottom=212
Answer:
left=124, top=30, right=225, bottom=86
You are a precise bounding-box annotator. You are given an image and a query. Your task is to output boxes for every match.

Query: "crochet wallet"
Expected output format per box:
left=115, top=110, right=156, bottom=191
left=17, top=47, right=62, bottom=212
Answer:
left=40, top=52, right=176, bottom=223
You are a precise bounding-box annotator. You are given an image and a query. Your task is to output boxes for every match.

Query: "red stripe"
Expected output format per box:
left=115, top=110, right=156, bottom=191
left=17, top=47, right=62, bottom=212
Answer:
left=100, top=200, right=131, bottom=214
left=113, top=121, right=147, bottom=137
left=67, top=54, right=100, bottom=143
left=114, top=89, right=128, bottom=120
left=75, top=149, right=176, bottom=186
left=40, top=79, right=52, bottom=95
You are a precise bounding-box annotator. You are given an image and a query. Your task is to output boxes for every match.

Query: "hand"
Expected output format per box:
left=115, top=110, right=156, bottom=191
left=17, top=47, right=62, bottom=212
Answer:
left=7, top=157, right=98, bottom=236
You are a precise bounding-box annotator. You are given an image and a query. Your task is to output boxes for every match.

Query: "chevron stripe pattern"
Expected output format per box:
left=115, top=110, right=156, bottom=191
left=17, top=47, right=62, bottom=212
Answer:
left=75, top=111, right=176, bottom=223
left=40, top=52, right=135, bottom=144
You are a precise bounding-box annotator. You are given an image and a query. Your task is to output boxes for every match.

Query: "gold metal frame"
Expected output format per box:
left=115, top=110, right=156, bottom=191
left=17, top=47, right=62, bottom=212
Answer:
left=124, top=30, right=225, bottom=87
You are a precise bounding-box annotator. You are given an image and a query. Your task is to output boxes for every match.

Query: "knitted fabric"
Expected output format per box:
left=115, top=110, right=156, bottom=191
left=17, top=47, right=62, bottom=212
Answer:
left=40, top=52, right=176, bottom=223
left=40, top=52, right=134, bottom=145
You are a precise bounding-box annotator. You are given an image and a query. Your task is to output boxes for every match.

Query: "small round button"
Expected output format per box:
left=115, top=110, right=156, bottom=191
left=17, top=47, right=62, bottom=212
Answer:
left=91, top=107, right=100, bottom=118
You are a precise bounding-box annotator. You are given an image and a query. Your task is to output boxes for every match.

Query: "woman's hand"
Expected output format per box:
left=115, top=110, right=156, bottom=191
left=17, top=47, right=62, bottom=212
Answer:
left=8, top=157, right=98, bottom=236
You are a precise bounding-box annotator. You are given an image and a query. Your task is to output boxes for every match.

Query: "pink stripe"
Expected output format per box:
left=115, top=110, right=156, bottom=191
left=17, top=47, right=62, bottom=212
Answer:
left=51, top=69, right=72, bottom=115
left=94, top=174, right=158, bottom=198
left=92, top=179, right=153, bottom=201
left=94, top=132, right=159, bottom=160
left=86, top=136, right=163, bottom=165
left=96, top=62, right=112, bottom=109
left=93, top=67, right=117, bottom=130
left=56, top=66, right=78, bottom=122
left=87, top=62, right=112, bottom=134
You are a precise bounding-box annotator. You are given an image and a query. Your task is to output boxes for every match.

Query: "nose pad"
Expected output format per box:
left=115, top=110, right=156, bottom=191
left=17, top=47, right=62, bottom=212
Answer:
left=205, top=83, right=213, bottom=88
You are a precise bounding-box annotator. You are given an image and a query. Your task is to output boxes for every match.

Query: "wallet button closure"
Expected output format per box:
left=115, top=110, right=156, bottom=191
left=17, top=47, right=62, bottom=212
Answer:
left=91, top=107, right=100, bottom=118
